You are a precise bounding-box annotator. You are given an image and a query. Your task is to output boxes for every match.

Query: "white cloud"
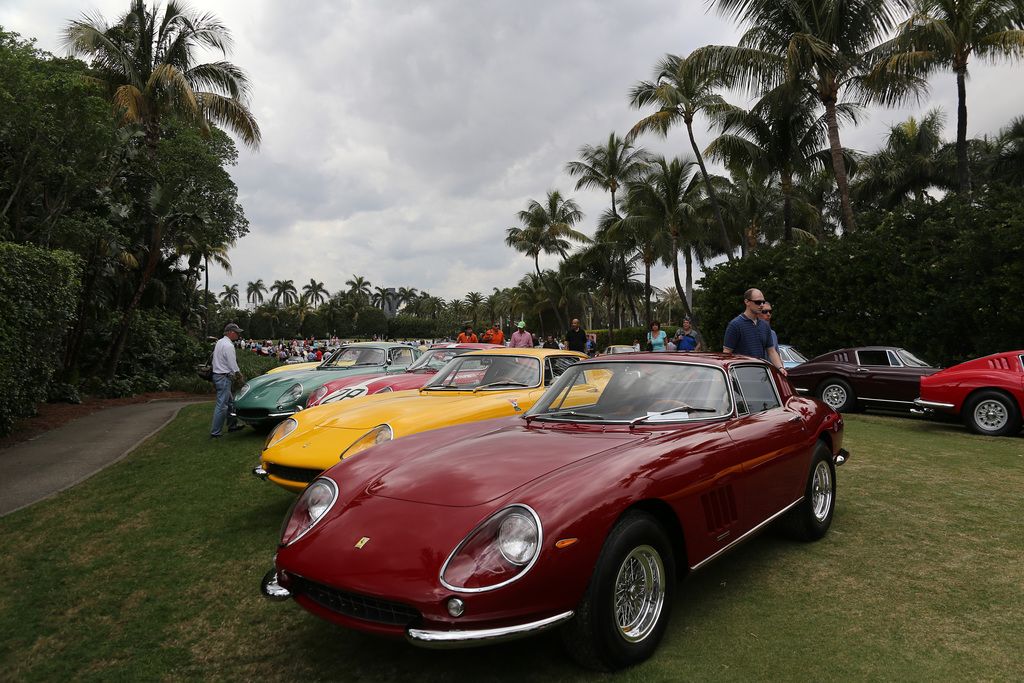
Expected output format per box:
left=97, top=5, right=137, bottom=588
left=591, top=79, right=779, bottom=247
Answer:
left=3, top=0, right=1022, bottom=305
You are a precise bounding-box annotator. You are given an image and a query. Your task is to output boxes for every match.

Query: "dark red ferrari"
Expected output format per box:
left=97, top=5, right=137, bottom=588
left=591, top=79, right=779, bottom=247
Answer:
left=915, top=350, right=1024, bottom=436
left=260, top=353, right=849, bottom=670
left=786, top=346, right=939, bottom=413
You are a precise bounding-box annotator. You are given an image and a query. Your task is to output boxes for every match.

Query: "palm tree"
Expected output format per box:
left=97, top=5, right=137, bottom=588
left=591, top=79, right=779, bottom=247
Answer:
left=871, top=0, right=1024, bottom=193
left=345, top=275, right=371, bottom=304
left=565, top=133, right=651, bottom=213
left=853, top=108, right=957, bottom=209
left=246, top=279, right=266, bottom=307
left=464, top=292, right=485, bottom=328
left=698, top=0, right=927, bottom=234
left=302, top=279, right=329, bottom=307
left=270, top=279, right=297, bottom=307
left=396, top=286, right=419, bottom=313
left=371, top=286, right=393, bottom=311
left=707, top=79, right=846, bottom=240
left=628, top=52, right=737, bottom=257
left=220, top=284, right=239, bottom=308
left=986, top=115, right=1024, bottom=186
left=504, top=190, right=590, bottom=331
left=290, top=294, right=314, bottom=336
left=174, top=226, right=232, bottom=337
left=62, top=0, right=260, bottom=158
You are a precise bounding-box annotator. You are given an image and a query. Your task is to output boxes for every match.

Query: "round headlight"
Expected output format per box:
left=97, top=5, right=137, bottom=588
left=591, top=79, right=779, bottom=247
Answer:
left=307, top=385, right=328, bottom=407
left=339, top=424, right=393, bottom=459
left=498, top=513, right=539, bottom=566
left=265, top=418, right=298, bottom=450
left=277, top=382, right=303, bottom=406
left=235, top=383, right=251, bottom=400
left=280, top=477, right=338, bottom=546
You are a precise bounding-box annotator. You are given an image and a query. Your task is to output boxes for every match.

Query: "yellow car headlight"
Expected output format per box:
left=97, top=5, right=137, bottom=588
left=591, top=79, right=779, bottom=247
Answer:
left=339, top=424, right=393, bottom=460
left=265, top=418, right=298, bottom=450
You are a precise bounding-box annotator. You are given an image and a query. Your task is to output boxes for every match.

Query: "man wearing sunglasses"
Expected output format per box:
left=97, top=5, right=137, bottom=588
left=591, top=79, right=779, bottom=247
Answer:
left=723, top=288, right=787, bottom=376
left=758, top=303, right=780, bottom=356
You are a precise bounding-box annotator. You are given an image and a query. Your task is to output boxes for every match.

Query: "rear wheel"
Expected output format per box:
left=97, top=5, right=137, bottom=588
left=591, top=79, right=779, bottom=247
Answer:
left=780, top=441, right=836, bottom=542
left=817, top=378, right=856, bottom=413
left=964, top=390, right=1021, bottom=436
left=562, top=511, right=675, bottom=671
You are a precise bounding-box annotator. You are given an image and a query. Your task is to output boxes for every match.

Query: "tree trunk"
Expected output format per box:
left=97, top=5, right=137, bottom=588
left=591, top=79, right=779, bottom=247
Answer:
left=955, top=64, right=970, bottom=194
left=823, top=93, right=857, bottom=234
left=670, top=226, right=694, bottom=321
left=535, top=256, right=567, bottom=331
left=687, top=121, right=733, bottom=258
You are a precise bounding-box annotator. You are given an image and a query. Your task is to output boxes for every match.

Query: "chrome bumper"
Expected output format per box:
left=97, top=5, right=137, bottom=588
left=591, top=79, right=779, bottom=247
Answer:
left=407, top=611, right=575, bottom=649
left=260, top=568, right=292, bottom=600
left=252, top=465, right=269, bottom=480
left=834, top=448, right=849, bottom=467
left=914, top=398, right=954, bottom=411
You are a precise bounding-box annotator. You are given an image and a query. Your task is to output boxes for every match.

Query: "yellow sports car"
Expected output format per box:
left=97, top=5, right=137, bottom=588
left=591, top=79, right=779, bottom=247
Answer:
left=252, top=348, right=587, bottom=493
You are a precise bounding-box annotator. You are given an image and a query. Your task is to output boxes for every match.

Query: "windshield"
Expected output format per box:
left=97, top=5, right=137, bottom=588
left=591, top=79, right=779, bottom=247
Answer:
left=406, top=347, right=471, bottom=372
left=423, top=354, right=541, bottom=390
left=526, top=361, right=732, bottom=423
left=319, top=346, right=386, bottom=369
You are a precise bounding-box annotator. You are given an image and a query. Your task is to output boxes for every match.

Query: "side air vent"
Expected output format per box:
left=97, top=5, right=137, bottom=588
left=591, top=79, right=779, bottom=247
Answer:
left=701, top=484, right=738, bottom=534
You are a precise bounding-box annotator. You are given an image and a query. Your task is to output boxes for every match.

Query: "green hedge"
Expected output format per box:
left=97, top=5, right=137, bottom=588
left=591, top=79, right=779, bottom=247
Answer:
left=697, top=184, right=1024, bottom=367
left=0, top=242, right=81, bottom=435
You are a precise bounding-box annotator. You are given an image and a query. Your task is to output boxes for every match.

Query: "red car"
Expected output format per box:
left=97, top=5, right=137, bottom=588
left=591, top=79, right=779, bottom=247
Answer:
left=787, top=346, right=939, bottom=413
left=915, top=350, right=1024, bottom=436
left=261, top=353, right=849, bottom=670
left=305, top=343, right=500, bottom=407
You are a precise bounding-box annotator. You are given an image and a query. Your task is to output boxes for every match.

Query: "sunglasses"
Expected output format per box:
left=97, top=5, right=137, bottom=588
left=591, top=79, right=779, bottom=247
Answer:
left=762, top=310, right=772, bottom=314
left=748, top=299, right=766, bottom=305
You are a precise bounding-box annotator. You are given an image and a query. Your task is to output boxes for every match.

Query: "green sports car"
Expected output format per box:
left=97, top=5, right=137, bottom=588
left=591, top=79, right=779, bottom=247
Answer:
left=231, top=342, right=423, bottom=428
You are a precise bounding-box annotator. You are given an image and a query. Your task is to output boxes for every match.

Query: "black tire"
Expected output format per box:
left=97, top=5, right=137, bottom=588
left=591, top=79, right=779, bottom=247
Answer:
left=780, top=441, right=836, bottom=542
left=561, top=511, right=675, bottom=671
left=963, top=390, right=1022, bottom=437
left=816, top=377, right=857, bottom=413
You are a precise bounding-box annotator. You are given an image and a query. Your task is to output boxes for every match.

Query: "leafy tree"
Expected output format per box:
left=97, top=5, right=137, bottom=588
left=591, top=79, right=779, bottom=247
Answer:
left=872, top=0, right=1024, bottom=192
left=246, top=278, right=266, bottom=307
left=62, top=0, right=260, bottom=158
left=345, top=275, right=371, bottom=304
left=302, top=279, right=329, bottom=307
left=504, top=190, right=589, bottom=330
left=270, top=279, right=297, bottom=307
left=220, top=284, right=239, bottom=307
left=565, top=133, right=651, bottom=213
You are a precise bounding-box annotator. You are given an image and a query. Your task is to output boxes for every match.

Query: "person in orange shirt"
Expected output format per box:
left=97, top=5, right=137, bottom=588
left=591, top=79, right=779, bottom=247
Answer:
left=457, top=325, right=477, bottom=343
left=481, top=321, right=505, bottom=345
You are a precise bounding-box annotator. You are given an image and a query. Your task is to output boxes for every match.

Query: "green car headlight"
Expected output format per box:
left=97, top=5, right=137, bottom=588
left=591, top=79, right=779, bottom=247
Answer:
left=339, top=424, right=393, bottom=460
left=235, top=383, right=251, bottom=400
left=277, top=382, right=304, bottom=407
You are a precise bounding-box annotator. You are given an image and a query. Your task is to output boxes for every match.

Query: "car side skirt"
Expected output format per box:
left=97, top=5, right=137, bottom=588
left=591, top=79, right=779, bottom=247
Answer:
left=691, top=497, right=802, bottom=572
left=406, top=610, right=575, bottom=649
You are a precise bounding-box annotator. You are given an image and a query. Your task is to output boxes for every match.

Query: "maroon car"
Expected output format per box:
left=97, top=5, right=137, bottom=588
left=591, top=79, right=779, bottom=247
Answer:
left=786, top=346, right=939, bottom=413
left=260, top=353, right=849, bottom=670
left=915, top=350, right=1024, bottom=436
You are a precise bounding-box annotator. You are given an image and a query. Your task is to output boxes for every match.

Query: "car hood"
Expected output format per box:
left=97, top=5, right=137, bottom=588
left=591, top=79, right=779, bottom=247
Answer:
left=312, top=390, right=532, bottom=431
left=359, top=423, right=641, bottom=507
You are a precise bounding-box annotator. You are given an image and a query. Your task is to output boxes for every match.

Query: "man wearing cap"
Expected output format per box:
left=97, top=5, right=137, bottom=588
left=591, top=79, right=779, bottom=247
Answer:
left=211, top=323, right=246, bottom=438
left=509, top=321, right=533, bottom=348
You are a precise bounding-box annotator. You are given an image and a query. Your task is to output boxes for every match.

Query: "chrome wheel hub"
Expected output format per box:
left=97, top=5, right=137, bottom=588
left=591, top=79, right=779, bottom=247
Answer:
left=614, top=545, right=665, bottom=643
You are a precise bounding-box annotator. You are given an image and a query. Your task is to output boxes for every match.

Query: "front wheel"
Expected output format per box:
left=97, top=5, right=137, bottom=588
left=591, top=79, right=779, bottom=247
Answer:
left=780, top=441, right=836, bottom=542
left=817, top=378, right=857, bottom=413
left=964, top=390, right=1021, bottom=436
left=561, top=511, right=675, bottom=671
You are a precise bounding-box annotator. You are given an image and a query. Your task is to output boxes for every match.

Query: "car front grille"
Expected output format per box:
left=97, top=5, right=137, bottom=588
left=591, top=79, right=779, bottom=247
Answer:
left=296, top=577, right=421, bottom=627
left=266, top=463, right=323, bottom=484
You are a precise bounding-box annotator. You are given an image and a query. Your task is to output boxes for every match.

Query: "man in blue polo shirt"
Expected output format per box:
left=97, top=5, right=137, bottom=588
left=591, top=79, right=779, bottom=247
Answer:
left=723, top=287, right=788, bottom=376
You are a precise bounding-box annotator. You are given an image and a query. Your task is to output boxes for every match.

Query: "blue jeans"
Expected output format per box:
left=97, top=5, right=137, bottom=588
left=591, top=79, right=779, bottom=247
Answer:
left=211, top=374, right=238, bottom=436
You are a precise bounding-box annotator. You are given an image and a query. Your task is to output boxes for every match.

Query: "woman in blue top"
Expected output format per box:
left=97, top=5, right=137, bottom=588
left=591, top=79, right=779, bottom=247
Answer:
left=647, top=320, right=667, bottom=351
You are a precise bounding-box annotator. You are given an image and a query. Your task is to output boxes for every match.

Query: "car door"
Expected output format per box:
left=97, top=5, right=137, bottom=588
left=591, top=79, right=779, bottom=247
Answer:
left=726, top=364, right=811, bottom=525
left=852, top=349, right=924, bottom=404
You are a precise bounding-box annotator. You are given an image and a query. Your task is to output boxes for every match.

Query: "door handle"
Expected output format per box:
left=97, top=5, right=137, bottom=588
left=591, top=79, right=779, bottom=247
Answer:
left=788, top=415, right=803, bottom=423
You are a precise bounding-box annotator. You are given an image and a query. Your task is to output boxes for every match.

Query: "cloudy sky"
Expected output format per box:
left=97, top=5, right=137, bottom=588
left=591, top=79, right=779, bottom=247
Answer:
left=3, top=1, right=1022, bottom=304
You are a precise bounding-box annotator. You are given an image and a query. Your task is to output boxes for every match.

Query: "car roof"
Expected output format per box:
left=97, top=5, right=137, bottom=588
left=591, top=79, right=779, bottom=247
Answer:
left=578, top=351, right=765, bottom=370
left=461, top=348, right=587, bottom=359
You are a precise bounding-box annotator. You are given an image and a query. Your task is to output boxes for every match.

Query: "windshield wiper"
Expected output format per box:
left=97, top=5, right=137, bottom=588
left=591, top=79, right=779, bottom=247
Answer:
left=629, top=404, right=717, bottom=427
left=472, top=380, right=530, bottom=392
left=542, top=410, right=604, bottom=420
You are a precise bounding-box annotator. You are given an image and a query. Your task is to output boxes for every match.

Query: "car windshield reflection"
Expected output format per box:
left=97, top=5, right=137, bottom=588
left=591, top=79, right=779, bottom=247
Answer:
left=527, top=362, right=732, bottom=423
left=319, top=347, right=386, bottom=369
left=423, top=355, right=542, bottom=390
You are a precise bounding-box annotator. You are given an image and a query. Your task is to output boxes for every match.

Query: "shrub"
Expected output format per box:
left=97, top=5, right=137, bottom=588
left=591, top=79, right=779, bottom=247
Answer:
left=0, top=243, right=81, bottom=435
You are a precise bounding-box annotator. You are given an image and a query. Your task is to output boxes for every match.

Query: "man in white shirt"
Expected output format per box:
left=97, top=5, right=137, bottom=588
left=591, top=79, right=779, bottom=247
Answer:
left=211, top=322, right=245, bottom=437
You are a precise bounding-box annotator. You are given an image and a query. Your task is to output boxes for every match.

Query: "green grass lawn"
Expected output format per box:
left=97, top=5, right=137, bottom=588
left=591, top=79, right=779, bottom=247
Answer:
left=2, top=408, right=1022, bottom=681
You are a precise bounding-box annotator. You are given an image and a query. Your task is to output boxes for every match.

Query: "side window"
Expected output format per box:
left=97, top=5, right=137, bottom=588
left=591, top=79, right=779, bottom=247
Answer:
left=545, top=356, right=577, bottom=384
left=731, top=375, right=748, bottom=416
left=858, top=350, right=890, bottom=366
left=392, top=348, right=413, bottom=366
left=886, top=350, right=903, bottom=367
left=731, top=365, right=781, bottom=414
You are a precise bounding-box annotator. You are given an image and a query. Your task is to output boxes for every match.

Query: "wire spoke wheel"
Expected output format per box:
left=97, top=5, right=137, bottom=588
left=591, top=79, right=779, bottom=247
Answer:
left=810, top=460, right=834, bottom=522
left=613, top=545, right=665, bottom=643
